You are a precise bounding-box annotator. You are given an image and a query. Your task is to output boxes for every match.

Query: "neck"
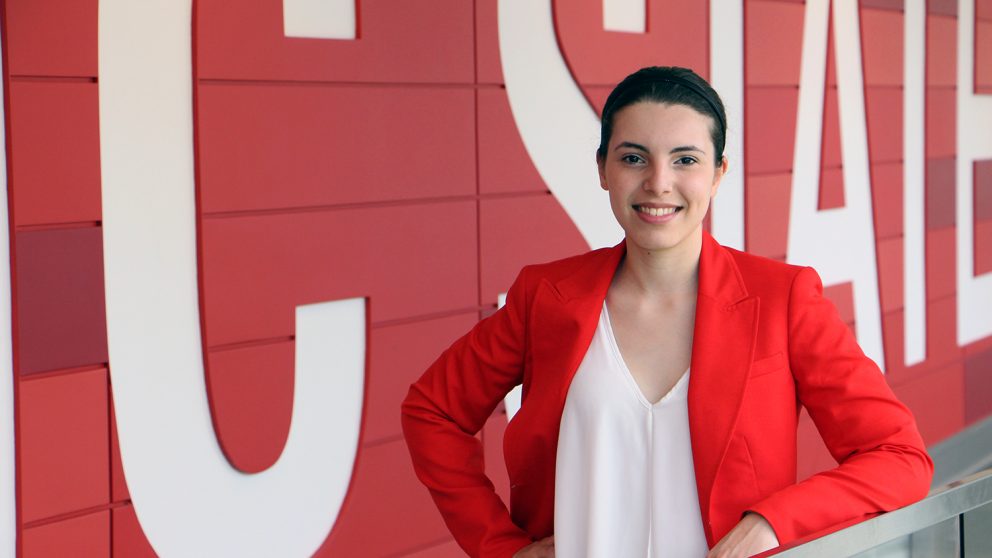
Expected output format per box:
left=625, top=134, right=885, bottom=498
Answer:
left=616, top=229, right=704, bottom=298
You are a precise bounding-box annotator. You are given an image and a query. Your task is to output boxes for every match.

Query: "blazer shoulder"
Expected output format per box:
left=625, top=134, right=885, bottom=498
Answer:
left=722, top=245, right=807, bottom=294
left=520, top=244, right=622, bottom=284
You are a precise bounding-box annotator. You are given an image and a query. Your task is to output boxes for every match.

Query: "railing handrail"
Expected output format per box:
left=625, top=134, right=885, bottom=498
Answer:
left=764, top=467, right=992, bottom=556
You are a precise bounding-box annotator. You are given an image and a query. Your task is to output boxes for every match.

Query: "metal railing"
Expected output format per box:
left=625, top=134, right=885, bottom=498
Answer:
left=764, top=468, right=992, bottom=557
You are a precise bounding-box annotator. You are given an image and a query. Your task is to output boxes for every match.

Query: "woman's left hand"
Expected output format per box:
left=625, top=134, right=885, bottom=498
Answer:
left=706, top=513, right=779, bottom=558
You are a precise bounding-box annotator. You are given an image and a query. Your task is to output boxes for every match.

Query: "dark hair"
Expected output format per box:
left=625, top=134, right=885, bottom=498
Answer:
left=597, top=66, right=727, bottom=167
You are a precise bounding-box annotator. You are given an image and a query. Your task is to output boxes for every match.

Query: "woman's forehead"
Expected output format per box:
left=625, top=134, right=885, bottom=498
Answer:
left=610, top=102, right=715, bottom=150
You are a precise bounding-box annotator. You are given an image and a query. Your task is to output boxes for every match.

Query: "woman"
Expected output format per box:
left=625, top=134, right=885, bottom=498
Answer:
left=401, top=66, right=932, bottom=558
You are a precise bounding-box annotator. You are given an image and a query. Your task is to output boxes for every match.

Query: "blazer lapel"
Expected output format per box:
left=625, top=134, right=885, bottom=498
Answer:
left=688, top=233, right=759, bottom=536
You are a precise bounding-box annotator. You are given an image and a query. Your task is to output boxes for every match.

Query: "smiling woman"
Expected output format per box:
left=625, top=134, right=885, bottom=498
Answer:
left=401, top=66, right=932, bottom=558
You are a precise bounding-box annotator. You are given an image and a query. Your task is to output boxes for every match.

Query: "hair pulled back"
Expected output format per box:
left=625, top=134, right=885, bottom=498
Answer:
left=597, top=66, right=727, bottom=167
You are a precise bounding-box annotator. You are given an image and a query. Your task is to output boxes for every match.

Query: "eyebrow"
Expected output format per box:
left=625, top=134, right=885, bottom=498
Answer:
left=613, top=142, right=705, bottom=155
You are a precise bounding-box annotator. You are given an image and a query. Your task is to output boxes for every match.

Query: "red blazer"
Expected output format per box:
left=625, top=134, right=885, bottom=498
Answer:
left=402, top=232, right=932, bottom=558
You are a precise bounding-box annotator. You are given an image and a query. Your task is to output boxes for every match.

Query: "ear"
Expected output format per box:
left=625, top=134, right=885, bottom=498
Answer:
left=710, top=156, right=729, bottom=197
left=597, top=154, right=608, bottom=191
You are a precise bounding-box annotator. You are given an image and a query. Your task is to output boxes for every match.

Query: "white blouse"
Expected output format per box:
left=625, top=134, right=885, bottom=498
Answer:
left=554, top=304, right=709, bottom=557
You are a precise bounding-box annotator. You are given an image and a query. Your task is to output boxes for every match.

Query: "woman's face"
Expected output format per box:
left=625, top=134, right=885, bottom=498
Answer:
left=598, top=101, right=727, bottom=257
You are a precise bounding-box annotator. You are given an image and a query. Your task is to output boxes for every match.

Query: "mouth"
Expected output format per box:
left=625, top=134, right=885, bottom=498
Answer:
left=634, top=204, right=682, bottom=217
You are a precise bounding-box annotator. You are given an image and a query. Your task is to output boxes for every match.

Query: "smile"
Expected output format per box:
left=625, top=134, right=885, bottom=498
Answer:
left=634, top=205, right=682, bottom=216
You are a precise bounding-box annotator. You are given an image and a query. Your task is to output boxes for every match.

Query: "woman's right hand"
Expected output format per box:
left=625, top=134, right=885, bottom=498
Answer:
left=513, top=536, right=554, bottom=557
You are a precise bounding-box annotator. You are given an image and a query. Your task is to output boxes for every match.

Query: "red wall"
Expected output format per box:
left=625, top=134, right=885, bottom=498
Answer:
left=4, top=0, right=992, bottom=556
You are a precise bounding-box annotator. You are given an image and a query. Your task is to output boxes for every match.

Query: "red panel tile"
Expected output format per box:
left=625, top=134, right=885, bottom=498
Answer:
left=479, top=195, right=589, bottom=306
left=926, top=158, right=955, bottom=230
left=478, top=88, right=550, bottom=194
left=926, top=227, right=956, bottom=301
left=112, top=505, right=157, bottom=558
left=975, top=220, right=992, bottom=275
left=818, top=166, right=845, bottom=210
left=19, top=368, right=109, bottom=522
left=928, top=0, right=958, bottom=17
left=476, top=0, right=503, bottom=84
left=822, top=87, right=842, bottom=169
left=6, top=0, right=97, bottom=77
left=585, top=86, right=612, bottom=116
left=745, top=1, right=804, bottom=86
left=195, top=0, right=474, bottom=83
left=822, top=282, right=856, bottom=326
left=861, top=0, right=904, bottom=10
left=744, top=172, right=792, bottom=259
left=207, top=342, right=295, bottom=473
left=881, top=310, right=909, bottom=378
left=871, top=162, right=904, bottom=240
left=860, top=9, right=904, bottom=87
left=926, top=16, right=957, bottom=87
left=926, top=295, right=960, bottom=367
left=877, top=236, right=904, bottom=314
left=976, top=160, right=992, bottom=221
left=892, top=363, right=964, bottom=446
left=979, top=0, right=992, bottom=20
left=15, top=227, right=108, bottom=374
left=925, top=89, right=956, bottom=159
left=109, top=401, right=129, bottom=502
left=977, top=21, right=992, bottom=93
left=865, top=87, right=903, bottom=163
left=313, top=441, right=452, bottom=557
left=366, top=313, right=478, bottom=442
left=9, top=81, right=101, bottom=226
left=22, top=511, right=110, bottom=558
left=552, top=0, right=708, bottom=87
left=200, top=202, right=478, bottom=346
left=197, top=84, right=475, bottom=213
left=745, top=87, right=799, bottom=175
left=964, top=345, right=992, bottom=423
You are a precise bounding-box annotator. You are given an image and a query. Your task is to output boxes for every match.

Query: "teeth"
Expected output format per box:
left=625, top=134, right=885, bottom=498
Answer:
left=637, top=206, right=679, bottom=216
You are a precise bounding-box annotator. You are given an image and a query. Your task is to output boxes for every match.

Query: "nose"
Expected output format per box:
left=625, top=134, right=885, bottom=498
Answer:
left=642, top=164, right=672, bottom=194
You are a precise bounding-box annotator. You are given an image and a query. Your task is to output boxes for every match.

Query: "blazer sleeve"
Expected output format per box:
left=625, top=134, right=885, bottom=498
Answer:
left=748, top=266, right=934, bottom=542
left=401, top=266, right=535, bottom=558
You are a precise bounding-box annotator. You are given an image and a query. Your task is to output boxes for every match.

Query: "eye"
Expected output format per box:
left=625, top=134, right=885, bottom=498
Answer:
left=620, top=153, right=646, bottom=165
left=675, top=156, right=698, bottom=166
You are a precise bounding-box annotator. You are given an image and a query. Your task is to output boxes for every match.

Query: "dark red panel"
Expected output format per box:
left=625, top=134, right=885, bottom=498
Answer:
left=744, top=172, right=792, bottom=259
left=865, top=87, right=903, bottom=164
left=9, top=81, right=101, bottom=226
left=822, top=282, right=855, bottom=326
left=366, top=313, right=478, bottom=442
left=200, top=202, right=477, bottom=346
left=745, top=87, right=799, bottom=175
left=925, top=89, right=956, bottom=159
left=19, top=368, right=109, bottom=523
left=860, top=8, right=904, bottom=87
left=927, top=296, right=960, bottom=368
left=313, top=441, right=452, bottom=557
left=796, top=409, right=836, bottom=482
left=871, top=162, right=904, bottom=240
left=975, top=220, right=992, bottom=275
left=892, top=363, right=964, bottom=446
left=552, top=0, right=708, bottom=87
left=745, top=1, right=804, bottom=86
left=979, top=0, right=992, bottom=20
left=22, top=511, right=110, bottom=558
left=877, top=236, right=904, bottom=314
left=822, top=87, right=841, bottom=169
left=881, top=310, right=909, bottom=378
left=5, top=0, right=97, bottom=77
left=197, top=83, right=475, bottom=213
left=478, top=88, right=549, bottom=194
left=479, top=195, right=588, bottom=306
left=861, top=0, right=904, bottom=10
left=926, top=227, right=956, bottom=301
left=207, top=342, right=295, bottom=473
left=926, top=158, right=956, bottom=230
left=977, top=21, right=992, bottom=93
left=111, top=505, right=157, bottom=558
left=976, top=160, right=992, bottom=221
left=926, top=16, right=957, bottom=87
left=928, top=0, right=958, bottom=17
left=818, top=166, right=845, bottom=211
left=195, top=0, right=474, bottom=83
left=15, top=227, right=108, bottom=374
left=476, top=0, right=503, bottom=84
left=110, top=400, right=129, bottom=502
left=964, top=346, right=992, bottom=423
